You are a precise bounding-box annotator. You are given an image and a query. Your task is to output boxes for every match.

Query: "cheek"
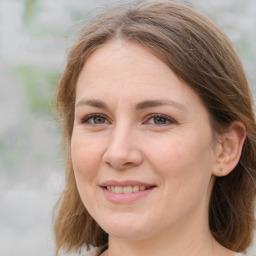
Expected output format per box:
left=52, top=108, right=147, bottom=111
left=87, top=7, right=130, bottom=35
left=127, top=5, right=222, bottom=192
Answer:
left=70, top=133, right=104, bottom=212
left=147, top=134, right=214, bottom=188
left=145, top=137, right=188, bottom=174
left=149, top=137, right=214, bottom=218
left=71, top=132, right=102, bottom=180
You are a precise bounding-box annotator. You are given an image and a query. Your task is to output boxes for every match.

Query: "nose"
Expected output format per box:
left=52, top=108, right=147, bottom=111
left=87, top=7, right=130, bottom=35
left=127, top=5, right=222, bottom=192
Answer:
left=102, top=125, right=143, bottom=170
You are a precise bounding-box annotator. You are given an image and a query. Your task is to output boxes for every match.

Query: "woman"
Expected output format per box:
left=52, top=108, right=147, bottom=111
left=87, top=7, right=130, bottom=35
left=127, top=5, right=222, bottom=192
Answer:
left=54, top=1, right=256, bottom=256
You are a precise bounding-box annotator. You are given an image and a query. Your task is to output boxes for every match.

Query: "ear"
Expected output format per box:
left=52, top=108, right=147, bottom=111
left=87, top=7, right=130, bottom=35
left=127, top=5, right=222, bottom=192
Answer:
left=212, top=121, right=246, bottom=177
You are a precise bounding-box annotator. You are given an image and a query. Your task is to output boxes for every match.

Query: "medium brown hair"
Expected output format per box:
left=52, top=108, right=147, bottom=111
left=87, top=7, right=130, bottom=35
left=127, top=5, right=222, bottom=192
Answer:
left=54, top=1, right=256, bottom=254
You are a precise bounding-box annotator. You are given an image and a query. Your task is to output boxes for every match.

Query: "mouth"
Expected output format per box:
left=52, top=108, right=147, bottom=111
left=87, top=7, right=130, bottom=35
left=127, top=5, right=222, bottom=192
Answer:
left=100, top=180, right=156, bottom=203
left=103, top=185, right=154, bottom=194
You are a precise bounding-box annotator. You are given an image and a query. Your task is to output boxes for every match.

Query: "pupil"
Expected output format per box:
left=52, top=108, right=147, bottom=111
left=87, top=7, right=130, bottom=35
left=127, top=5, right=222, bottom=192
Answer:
left=94, top=116, right=104, bottom=124
left=154, top=117, right=166, bottom=124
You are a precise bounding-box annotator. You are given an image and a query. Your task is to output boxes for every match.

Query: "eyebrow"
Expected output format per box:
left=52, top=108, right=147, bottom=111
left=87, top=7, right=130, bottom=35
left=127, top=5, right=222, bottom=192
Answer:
left=76, top=99, right=186, bottom=111
left=76, top=99, right=109, bottom=109
left=135, top=99, right=186, bottom=111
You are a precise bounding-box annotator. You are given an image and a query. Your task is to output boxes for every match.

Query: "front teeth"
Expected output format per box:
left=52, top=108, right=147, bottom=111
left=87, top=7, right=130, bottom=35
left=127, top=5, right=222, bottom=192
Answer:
left=106, top=185, right=147, bottom=194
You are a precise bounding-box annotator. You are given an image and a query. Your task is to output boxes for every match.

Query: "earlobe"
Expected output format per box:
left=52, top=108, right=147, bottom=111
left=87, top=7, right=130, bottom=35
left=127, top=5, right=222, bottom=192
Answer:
left=212, top=121, right=246, bottom=177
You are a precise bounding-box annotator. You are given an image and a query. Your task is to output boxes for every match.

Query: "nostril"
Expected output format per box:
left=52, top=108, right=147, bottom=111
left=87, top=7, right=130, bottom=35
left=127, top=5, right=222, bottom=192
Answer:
left=103, top=146, right=143, bottom=170
left=104, top=161, right=137, bottom=170
left=123, top=162, right=134, bottom=166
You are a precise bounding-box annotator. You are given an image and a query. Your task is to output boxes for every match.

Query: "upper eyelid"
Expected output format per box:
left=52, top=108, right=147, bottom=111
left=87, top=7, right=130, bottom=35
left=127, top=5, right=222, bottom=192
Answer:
left=80, top=113, right=109, bottom=123
left=145, top=113, right=176, bottom=123
left=79, top=113, right=176, bottom=124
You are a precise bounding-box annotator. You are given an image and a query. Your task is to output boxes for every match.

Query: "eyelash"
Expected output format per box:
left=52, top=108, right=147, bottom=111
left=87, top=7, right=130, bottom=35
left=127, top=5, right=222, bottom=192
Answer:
left=80, top=113, right=176, bottom=126
left=145, top=114, right=176, bottom=126
left=80, top=114, right=109, bottom=125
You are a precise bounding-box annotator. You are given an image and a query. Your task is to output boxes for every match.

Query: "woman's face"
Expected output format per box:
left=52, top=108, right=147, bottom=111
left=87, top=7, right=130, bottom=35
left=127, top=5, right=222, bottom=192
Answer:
left=71, top=41, right=219, bottom=241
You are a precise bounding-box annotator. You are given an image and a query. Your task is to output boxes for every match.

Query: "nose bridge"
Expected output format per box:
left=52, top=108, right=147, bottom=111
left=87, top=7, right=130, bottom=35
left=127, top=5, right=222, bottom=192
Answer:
left=110, top=121, right=131, bottom=149
left=103, top=120, right=142, bottom=169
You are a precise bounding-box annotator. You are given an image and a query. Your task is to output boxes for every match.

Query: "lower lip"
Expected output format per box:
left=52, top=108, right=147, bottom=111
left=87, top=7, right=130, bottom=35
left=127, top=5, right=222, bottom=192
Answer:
left=101, top=187, right=155, bottom=203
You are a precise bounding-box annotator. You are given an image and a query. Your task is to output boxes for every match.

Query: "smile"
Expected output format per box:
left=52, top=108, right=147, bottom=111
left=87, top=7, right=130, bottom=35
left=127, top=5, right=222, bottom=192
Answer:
left=100, top=181, right=156, bottom=203
left=106, top=185, right=151, bottom=194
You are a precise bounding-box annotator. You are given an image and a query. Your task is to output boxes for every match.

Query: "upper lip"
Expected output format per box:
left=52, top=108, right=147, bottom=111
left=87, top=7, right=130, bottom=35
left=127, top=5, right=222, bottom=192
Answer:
left=100, top=180, right=156, bottom=187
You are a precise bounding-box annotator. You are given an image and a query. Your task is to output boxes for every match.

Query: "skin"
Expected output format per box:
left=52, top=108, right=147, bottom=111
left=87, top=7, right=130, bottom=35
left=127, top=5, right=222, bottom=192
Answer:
left=71, top=41, right=244, bottom=256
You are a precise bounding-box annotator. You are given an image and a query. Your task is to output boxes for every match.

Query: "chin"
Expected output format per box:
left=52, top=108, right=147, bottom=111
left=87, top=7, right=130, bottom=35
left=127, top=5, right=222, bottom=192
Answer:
left=98, top=215, right=153, bottom=240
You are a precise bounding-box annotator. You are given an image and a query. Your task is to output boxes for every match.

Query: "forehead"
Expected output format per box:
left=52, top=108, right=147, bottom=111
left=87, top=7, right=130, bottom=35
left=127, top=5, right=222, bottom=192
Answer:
left=78, top=40, right=169, bottom=88
left=76, top=41, right=204, bottom=112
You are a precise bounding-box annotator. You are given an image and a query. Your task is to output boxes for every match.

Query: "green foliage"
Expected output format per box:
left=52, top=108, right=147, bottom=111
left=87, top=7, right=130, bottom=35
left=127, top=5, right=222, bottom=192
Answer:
left=13, top=65, right=59, bottom=114
left=23, top=0, right=38, bottom=23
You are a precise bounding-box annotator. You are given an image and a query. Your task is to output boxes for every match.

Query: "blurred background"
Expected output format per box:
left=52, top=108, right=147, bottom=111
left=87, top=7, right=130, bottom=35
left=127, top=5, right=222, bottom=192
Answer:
left=0, top=0, right=255, bottom=255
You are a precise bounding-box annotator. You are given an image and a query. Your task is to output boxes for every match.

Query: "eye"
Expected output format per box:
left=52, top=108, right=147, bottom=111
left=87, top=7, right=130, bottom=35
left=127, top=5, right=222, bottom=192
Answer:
left=146, top=114, right=175, bottom=126
left=81, top=114, right=109, bottom=125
